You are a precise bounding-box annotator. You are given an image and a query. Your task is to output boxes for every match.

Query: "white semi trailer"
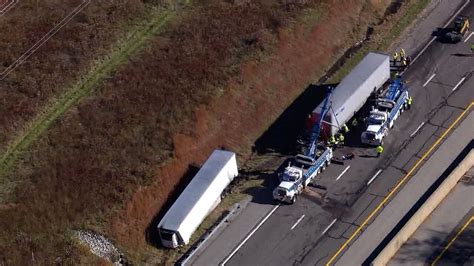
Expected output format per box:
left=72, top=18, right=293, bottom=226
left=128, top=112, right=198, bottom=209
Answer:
left=158, top=150, right=238, bottom=248
left=309, top=52, right=390, bottom=137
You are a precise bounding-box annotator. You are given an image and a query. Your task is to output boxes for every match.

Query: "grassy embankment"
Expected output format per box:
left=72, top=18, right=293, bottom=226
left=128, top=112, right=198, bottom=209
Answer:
left=0, top=3, right=183, bottom=264
left=0, top=1, right=326, bottom=264
left=0, top=0, right=177, bottom=153
left=0, top=8, right=176, bottom=195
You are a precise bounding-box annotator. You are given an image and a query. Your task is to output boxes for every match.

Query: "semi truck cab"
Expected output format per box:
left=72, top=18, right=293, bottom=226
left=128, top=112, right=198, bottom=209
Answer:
left=273, top=161, right=305, bottom=203
left=273, top=180, right=303, bottom=204
left=361, top=110, right=388, bottom=145
left=158, top=228, right=180, bottom=248
left=273, top=149, right=332, bottom=204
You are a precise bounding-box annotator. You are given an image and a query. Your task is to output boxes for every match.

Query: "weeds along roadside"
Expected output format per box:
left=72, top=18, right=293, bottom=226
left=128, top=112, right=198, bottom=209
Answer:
left=0, top=1, right=327, bottom=263
left=0, top=7, right=178, bottom=188
left=328, top=0, right=431, bottom=83
left=0, top=1, right=179, bottom=153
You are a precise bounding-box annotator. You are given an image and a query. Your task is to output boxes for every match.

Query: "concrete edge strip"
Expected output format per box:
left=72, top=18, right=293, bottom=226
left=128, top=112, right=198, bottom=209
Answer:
left=372, top=150, right=474, bottom=265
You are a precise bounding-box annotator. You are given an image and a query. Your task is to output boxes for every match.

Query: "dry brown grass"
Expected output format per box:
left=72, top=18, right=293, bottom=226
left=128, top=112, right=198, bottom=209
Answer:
left=0, top=0, right=170, bottom=153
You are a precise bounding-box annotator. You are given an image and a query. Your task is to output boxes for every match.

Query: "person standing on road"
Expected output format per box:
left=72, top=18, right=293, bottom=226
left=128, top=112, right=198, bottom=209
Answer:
left=400, top=48, right=406, bottom=59
left=342, top=124, right=349, bottom=134
left=376, top=145, right=384, bottom=157
left=328, top=135, right=336, bottom=147
left=407, top=96, right=413, bottom=109
left=337, top=133, right=345, bottom=145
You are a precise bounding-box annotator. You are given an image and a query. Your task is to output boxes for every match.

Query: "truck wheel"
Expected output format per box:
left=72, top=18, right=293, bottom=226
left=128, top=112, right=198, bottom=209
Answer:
left=291, top=195, right=297, bottom=204
left=326, top=160, right=331, bottom=166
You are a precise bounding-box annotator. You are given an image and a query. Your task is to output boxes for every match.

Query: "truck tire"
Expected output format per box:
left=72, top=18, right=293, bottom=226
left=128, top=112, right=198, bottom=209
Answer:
left=291, top=195, right=297, bottom=204
left=326, top=160, right=331, bottom=166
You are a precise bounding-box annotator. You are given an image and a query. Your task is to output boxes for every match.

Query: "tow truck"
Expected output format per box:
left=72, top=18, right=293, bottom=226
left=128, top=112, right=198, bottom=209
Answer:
left=361, top=77, right=409, bottom=146
left=273, top=89, right=333, bottom=204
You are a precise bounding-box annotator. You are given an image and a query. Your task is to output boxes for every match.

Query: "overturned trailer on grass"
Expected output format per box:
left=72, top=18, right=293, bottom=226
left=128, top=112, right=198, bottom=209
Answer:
left=158, top=150, right=238, bottom=248
left=309, top=52, right=390, bottom=137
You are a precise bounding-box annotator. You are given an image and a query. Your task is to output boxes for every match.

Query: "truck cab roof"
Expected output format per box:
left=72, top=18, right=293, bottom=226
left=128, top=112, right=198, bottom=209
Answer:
left=368, top=112, right=386, bottom=125
left=278, top=181, right=294, bottom=190
left=282, top=167, right=302, bottom=182
left=366, top=124, right=382, bottom=133
left=376, top=100, right=395, bottom=111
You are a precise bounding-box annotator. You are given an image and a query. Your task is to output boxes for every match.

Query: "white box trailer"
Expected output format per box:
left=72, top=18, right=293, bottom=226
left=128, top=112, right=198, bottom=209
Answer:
left=158, top=150, right=238, bottom=248
left=311, top=52, right=390, bottom=137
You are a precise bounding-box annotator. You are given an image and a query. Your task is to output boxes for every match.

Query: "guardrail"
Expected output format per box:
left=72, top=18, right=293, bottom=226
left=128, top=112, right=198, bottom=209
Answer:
left=176, top=203, right=242, bottom=266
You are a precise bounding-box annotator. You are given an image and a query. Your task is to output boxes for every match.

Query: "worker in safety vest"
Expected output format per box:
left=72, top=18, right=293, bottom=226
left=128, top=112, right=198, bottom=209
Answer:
left=400, top=48, right=406, bottom=59
left=407, top=96, right=413, bottom=109
left=337, top=133, right=345, bottom=145
left=376, top=145, right=384, bottom=157
left=351, top=118, right=358, bottom=128
left=393, top=52, right=399, bottom=61
left=342, top=124, right=349, bottom=133
left=375, top=145, right=383, bottom=157
left=328, top=135, right=336, bottom=146
left=333, top=136, right=339, bottom=146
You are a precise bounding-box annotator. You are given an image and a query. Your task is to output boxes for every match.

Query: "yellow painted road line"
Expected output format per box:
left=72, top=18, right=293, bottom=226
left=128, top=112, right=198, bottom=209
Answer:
left=431, top=215, right=474, bottom=266
left=326, top=101, right=474, bottom=266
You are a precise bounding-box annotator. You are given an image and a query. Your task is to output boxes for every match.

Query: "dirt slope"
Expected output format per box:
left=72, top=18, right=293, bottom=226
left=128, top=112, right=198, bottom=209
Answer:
left=0, top=0, right=393, bottom=264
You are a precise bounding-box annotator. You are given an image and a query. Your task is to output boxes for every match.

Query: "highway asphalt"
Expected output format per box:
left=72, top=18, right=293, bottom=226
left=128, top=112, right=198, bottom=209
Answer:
left=335, top=113, right=474, bottom=265
left=223, top=1, right=474, bottom=266
left=390, top=167, right=474, bottom=266
left=432, top=216, right=474, bottom=265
